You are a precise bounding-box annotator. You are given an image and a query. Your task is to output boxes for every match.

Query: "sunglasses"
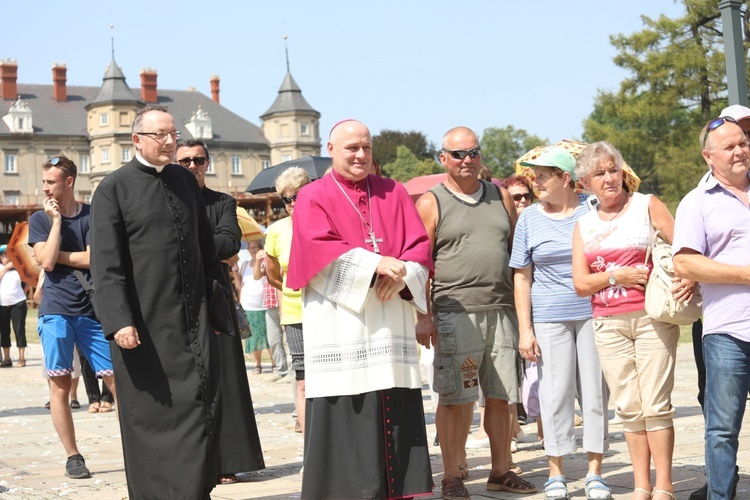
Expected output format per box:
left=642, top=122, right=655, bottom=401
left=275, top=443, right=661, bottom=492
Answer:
left=702, top=116, right=741, bottom=147
left=512, top=193, right=532, bottom=202
left=49, top=157, right=73, bottom=175
left=177, top=156, right=207, bottom=167
left=443, top=147, right=481, bottom=160
left=280, top=194, right=298, bottom=204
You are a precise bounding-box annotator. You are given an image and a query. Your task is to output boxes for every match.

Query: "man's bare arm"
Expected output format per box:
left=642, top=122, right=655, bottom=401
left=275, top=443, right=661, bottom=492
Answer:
left=499, top=185, right=518, bottom=254
left=266, top=254, right=284, bottom=291
left=414, top=192, right=437, bottom=348
left=57, top=247, right=90, bottom=269
left=674, top=248, right=750, bottom=284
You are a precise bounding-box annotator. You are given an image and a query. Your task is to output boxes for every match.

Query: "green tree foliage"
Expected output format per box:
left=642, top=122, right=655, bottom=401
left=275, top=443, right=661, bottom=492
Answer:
left=480, top=126, right=547, bottom=179
left=383, top=145, right=442, bottom=182
left=372, top=130, right=438, bottom=167
left=583, top=0, right=750, bottom=207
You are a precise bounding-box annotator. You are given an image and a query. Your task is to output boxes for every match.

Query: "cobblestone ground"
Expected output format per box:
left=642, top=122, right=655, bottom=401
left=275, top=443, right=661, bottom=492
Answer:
left=0, top=343, right=748, bottom=499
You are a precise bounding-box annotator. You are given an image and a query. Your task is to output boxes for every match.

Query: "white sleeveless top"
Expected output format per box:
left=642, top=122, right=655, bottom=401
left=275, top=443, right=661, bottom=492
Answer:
left=578, top=192, right=652, bottom=317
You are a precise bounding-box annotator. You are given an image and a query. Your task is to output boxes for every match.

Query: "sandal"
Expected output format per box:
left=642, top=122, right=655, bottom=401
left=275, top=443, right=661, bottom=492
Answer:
left=88, top=402, right=101, bottom=413
left=458, top=464, right=469, bottom=479
left=652, top=490, right=675, bottom=499
left=252, top=366, right=262, bottom=375
left=70, top=400, right=80, bottom=409
left=543, top=475, right=568, bottom=499
left=217, top=473, right=238, bottom=484
left=634, top=487, right=653, bottom=499
left=585, top=474, right=611, bottom=500
left=99, top=401, right=113, bottom=413
left=16, top=359, right=25, bottom=367
left=441, top=476, right=469, bottom=499
left=487, top=470, right=537, bottom=493
left=0, top=359, right=12, bottom=368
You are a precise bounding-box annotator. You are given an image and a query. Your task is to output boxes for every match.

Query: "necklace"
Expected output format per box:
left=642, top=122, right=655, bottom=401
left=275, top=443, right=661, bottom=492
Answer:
left=599, top=193, right=627, bottom=222
left=331, top=174, right=382, bottom=254
left=64, top=202, right=81, bottom=218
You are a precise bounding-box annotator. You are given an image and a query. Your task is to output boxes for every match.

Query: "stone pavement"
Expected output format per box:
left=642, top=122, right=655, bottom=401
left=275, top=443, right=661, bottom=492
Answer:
left=0, top=343, right=748, bottom=499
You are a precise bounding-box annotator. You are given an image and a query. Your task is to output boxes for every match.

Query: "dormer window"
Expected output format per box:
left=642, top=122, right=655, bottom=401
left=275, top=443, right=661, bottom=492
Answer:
left=2, top=97, right=33, bottom=134
left=184, top=105, right=213, bottom=139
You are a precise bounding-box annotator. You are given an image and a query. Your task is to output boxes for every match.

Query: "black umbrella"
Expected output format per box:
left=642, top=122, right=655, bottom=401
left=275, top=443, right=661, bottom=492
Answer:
left=246, top=156, right=332, bottom=194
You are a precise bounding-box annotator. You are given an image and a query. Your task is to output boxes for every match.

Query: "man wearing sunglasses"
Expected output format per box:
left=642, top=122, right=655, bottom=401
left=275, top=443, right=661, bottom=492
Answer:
left=176, top=139, right=265, bottom=485
left=28, top=155, right=117, bottom=480
left=416, top=127, right=536, bottom=497
left=685, top=106, right=749, bottom=500
left=673, top=115, right=750, bottom=500
left=90, top=105, right=233, bottom=499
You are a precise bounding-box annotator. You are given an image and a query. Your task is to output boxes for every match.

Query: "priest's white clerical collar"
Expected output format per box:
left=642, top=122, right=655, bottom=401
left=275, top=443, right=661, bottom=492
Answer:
left=136, top=152, right=167, bottom=173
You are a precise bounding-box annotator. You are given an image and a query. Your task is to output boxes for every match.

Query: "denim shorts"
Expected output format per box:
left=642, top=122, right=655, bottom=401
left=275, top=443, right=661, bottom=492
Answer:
left=433, top=308, right=522, bottom=405
left=39, top=315, right=114, bottom=378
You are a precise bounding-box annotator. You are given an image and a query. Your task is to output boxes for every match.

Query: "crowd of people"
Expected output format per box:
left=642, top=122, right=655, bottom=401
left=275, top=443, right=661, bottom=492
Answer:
left=5, top=102, right=750, bottom=500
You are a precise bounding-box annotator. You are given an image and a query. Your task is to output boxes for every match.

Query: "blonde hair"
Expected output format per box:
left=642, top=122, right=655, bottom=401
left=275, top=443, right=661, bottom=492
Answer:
left=275, top=166, right=311, bottom=194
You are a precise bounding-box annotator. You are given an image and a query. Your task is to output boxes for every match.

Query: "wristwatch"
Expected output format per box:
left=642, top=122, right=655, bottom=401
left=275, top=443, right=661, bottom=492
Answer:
left=608, top=270, right=617, bottom=286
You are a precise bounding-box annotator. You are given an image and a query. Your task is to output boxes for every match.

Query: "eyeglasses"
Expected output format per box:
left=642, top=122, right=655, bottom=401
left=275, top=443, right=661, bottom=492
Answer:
left=512, top=193, right=532, bottom=202
left=136, top=130, right=181, bottom=141
left=177, top=156, right=207, bottom=167
left=280, top=194, right=298, bottom=204
left=443, top=147, right=481, bottom=161
left=702, top=116, right=740, bottom=147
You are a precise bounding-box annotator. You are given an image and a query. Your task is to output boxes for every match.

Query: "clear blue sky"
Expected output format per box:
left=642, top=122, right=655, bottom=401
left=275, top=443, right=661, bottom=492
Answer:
left=2, top=1, right=685, bottom=148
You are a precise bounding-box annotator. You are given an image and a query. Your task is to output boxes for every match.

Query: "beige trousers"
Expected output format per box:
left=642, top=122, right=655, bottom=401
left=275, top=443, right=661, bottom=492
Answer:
left=593, top=309, right=679, bottom=432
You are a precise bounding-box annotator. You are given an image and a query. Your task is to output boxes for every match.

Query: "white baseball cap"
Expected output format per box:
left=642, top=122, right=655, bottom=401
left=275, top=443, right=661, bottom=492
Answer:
left=721, top=104, right=750, bottom=130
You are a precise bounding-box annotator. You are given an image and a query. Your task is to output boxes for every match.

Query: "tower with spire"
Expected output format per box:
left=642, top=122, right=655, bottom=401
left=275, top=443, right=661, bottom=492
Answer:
left=84, top=34, right=142, bottom=190
left=260, top=35, right=321, bottom=165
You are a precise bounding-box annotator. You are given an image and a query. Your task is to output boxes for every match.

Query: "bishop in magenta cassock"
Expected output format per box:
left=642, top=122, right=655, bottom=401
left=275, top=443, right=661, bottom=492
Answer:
left=287, top=119, right=434, bottom=500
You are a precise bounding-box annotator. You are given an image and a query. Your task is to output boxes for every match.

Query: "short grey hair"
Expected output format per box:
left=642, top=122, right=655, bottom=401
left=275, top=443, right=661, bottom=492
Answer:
left=575, top=141, right=623, bottom=182
left=133, top=104, right=170, bottom=133
left=275, top=166, right=311, bottom=194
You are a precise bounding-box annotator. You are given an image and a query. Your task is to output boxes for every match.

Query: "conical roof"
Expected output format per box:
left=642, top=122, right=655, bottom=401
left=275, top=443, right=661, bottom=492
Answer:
left=86, top=59, right=142, bottom=108
left=260, top=72, right=319, bottom=119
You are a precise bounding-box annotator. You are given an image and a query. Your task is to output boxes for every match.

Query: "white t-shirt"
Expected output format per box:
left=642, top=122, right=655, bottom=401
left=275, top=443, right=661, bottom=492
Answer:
left=238, top=251, right=265, bottom=311
left=0, top=268, right=26, bottom=306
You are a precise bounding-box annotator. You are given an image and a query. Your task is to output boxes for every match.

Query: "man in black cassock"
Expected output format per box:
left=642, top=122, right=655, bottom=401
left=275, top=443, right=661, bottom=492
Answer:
left=176, top=139, right=265, bottom=485
left=90, top=105, right=232, bottom=499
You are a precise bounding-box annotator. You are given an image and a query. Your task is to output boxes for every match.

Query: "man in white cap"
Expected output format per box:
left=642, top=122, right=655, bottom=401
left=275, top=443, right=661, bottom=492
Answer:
left=685, top=104, right=749, bottom=500
left=721, top=104, right=750, bottom=133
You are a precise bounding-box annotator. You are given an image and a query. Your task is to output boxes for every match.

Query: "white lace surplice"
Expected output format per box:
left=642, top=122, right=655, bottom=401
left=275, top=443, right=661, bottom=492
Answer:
left=302, top=247, right=429, bottom=399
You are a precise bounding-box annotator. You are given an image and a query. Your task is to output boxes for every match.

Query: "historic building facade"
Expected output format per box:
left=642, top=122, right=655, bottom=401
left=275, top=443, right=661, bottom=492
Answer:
left=0, top=57, right=320, bottom=214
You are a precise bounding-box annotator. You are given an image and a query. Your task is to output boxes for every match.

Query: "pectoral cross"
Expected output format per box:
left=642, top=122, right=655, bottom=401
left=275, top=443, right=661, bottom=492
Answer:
left=365, top=229, right=383, bottom=254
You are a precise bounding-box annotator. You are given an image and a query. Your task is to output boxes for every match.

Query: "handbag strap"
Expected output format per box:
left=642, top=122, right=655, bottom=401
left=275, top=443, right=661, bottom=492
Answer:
left=644, top=203, right=655, bottom=267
